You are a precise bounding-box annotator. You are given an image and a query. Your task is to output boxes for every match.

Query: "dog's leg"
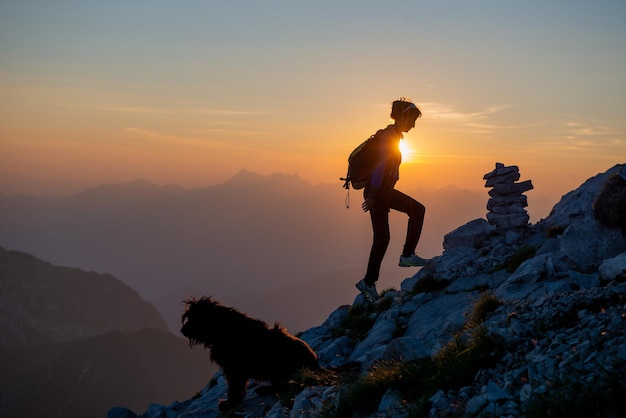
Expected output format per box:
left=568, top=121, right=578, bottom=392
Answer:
left=272, top=380, right=289, bottom=394
left=219, top=370, right=248, bottom=411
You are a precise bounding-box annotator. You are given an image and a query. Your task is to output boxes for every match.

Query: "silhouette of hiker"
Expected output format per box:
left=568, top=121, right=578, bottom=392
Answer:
left=356, top=98, right=427, bottom=303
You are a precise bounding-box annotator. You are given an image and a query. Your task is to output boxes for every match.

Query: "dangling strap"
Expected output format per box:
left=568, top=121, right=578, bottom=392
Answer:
left=340, top=170, right=351, bottom=208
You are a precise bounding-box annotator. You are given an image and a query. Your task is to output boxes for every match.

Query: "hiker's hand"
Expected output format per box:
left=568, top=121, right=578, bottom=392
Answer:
left=362, top=198, right=375, bottom=212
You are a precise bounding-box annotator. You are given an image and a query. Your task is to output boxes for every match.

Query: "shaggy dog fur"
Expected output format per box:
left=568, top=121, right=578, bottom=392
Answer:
left=181, top=296, right=319, bottom=410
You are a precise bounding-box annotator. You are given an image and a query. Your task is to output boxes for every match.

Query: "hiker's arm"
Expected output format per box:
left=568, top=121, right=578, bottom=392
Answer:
left=367, top=139, right=393, bottom=202
left=362, top=197, right=376, bottom=212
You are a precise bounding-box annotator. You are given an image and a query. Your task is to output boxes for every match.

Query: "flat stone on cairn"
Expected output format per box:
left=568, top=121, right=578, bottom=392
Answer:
left=483, top=162, right=533, bottom=229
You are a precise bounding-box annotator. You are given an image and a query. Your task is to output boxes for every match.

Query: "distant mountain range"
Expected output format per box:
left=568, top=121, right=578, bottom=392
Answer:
left=0, top=170, right=496, bottom=333
left=0, top=246, right=167, bottom=346
left=0, top=247, right=215, bottom=418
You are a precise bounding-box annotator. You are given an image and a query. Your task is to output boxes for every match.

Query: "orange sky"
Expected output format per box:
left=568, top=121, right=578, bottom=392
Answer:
left=1, top=2, right=625, bottom=221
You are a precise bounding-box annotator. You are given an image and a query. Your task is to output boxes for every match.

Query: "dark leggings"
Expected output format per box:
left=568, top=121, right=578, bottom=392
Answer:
left=364, top=189, right=425, bottom=285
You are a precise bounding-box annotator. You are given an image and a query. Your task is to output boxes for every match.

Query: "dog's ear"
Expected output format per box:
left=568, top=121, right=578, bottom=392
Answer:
left=182, top=296, right=200, bottom=309
left=199, top=295, right=215, bottom=304
left=183, top=296, right=196, bottom=304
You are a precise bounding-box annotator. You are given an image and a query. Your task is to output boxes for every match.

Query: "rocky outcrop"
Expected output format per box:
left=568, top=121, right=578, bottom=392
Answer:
left=593, top=171, right=626, bottom=234
left=112, top=164, right=626, bottom=418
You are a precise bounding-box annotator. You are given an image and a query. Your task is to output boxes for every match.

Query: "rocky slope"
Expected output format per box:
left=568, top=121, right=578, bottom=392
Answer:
left=112, top=163, right=626, bottom=418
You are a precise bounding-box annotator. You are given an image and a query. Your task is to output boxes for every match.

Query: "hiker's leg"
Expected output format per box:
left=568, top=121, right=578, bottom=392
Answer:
left=390, top=189, right=425, bottom=257
left=363, top=207, right=390, bottom=285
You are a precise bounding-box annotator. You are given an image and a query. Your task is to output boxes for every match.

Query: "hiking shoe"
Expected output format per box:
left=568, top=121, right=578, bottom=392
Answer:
left=355, top=279, right=379, bottom=303
left=399, top=254, right=428, bottom=267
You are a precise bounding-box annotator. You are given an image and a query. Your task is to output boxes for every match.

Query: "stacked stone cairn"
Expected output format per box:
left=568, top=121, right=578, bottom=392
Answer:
left=483, top=162, right=533, bottom=230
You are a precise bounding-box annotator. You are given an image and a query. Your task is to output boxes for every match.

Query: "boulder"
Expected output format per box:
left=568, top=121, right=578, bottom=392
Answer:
left=539, top=163, right=625, bottom=229
left=599, top=252, right=626, bottom=281
left=381, top=336, right=428, bottom=362
left=350, top=309, right=399, bottom=364
left=560, top=217, right=626, bottom=271
left=405, top=292, right=479, bottom=356
left=443, top=218, right=495, bottom=250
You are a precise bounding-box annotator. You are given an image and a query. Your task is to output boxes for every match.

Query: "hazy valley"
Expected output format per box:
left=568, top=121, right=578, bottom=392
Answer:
left=1, top=169, right=556, bottom=333
left=0, top=247, right=215, bottom=418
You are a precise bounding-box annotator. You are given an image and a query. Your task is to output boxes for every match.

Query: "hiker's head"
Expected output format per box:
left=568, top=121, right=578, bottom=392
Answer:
left=391, top=98, right=421, bottom=132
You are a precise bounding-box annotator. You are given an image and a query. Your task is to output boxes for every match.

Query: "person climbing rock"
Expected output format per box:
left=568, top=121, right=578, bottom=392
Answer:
left=356, top=97, right=428, bottom=303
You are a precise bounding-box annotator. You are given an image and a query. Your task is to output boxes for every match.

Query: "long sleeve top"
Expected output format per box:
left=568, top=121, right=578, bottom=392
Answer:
left=366, top=124, right=403, bottom=205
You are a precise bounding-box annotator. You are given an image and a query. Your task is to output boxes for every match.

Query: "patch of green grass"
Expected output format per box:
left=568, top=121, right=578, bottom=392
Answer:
left=332, top=303, right=375, bottom=341
left=412, top=274, right=451, bottom=294
left=467, top=292, right=503, bottom=328
left=322, top=326, right=505, bottom=418
left=293, top=366, right=338, bottom=387
left=397, top=323, right=504, bottom=399
left=496, top=245, right=536, bottom=273
left=380, top=286, right=397, bottom=295
left=322, top=294, right=506, bottom=417
left=320, top=362, right=403, bottom=417
left=375, top=294, right=394, bottom=312
left=331, top=293, right=394, bottom=342
left=277, top=367, right=338, bottom=408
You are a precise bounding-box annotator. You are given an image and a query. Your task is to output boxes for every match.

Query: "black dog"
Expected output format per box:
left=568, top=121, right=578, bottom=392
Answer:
left=181, top=296, right=319, bottom=410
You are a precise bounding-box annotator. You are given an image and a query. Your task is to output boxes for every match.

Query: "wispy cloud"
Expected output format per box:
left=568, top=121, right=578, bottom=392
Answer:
left=420, top=103, right=624, bottom=145
left=122, top=127, right=202, bottom=144
left=192, top=128, right=271, bottom=136
left=524, top=126, right=625, bottom=157
left=422, top=103, right=510, bottom=122
left=90, top=105, right=162, bottom=114
left=563, top=121, right=621, bottom=138
left=529, top=119, right=625, bottom=156
left=189, top=108, right=269, bottom=116
left=420, top=102, right=549, bottom=136
left=120, top=127, right=270, bottom=151
left=63, top=102, right=270, bottom=117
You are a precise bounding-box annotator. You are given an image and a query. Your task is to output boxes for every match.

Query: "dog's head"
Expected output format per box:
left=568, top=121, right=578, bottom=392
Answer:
left=181, top=296, right=222, bottom=348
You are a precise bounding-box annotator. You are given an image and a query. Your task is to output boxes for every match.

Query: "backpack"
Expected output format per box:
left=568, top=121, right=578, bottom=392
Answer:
left=340, top=130, right=382, bottom=191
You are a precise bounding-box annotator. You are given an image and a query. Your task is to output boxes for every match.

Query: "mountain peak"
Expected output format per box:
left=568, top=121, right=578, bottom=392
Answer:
left=227, top=169, right=304, bottom=183
left=0, top=247, right=169, bottom=347
left=225, top=168, right=267, bottom=185
left=66, top=180, right=185, bottom=204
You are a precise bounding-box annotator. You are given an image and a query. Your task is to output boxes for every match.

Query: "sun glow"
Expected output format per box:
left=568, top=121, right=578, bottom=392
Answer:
left=399, top=140, right=415, bottom=162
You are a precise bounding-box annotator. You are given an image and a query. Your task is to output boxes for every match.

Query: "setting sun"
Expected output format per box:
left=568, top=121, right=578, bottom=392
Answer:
left=399, top=140, right=415, bottom=162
